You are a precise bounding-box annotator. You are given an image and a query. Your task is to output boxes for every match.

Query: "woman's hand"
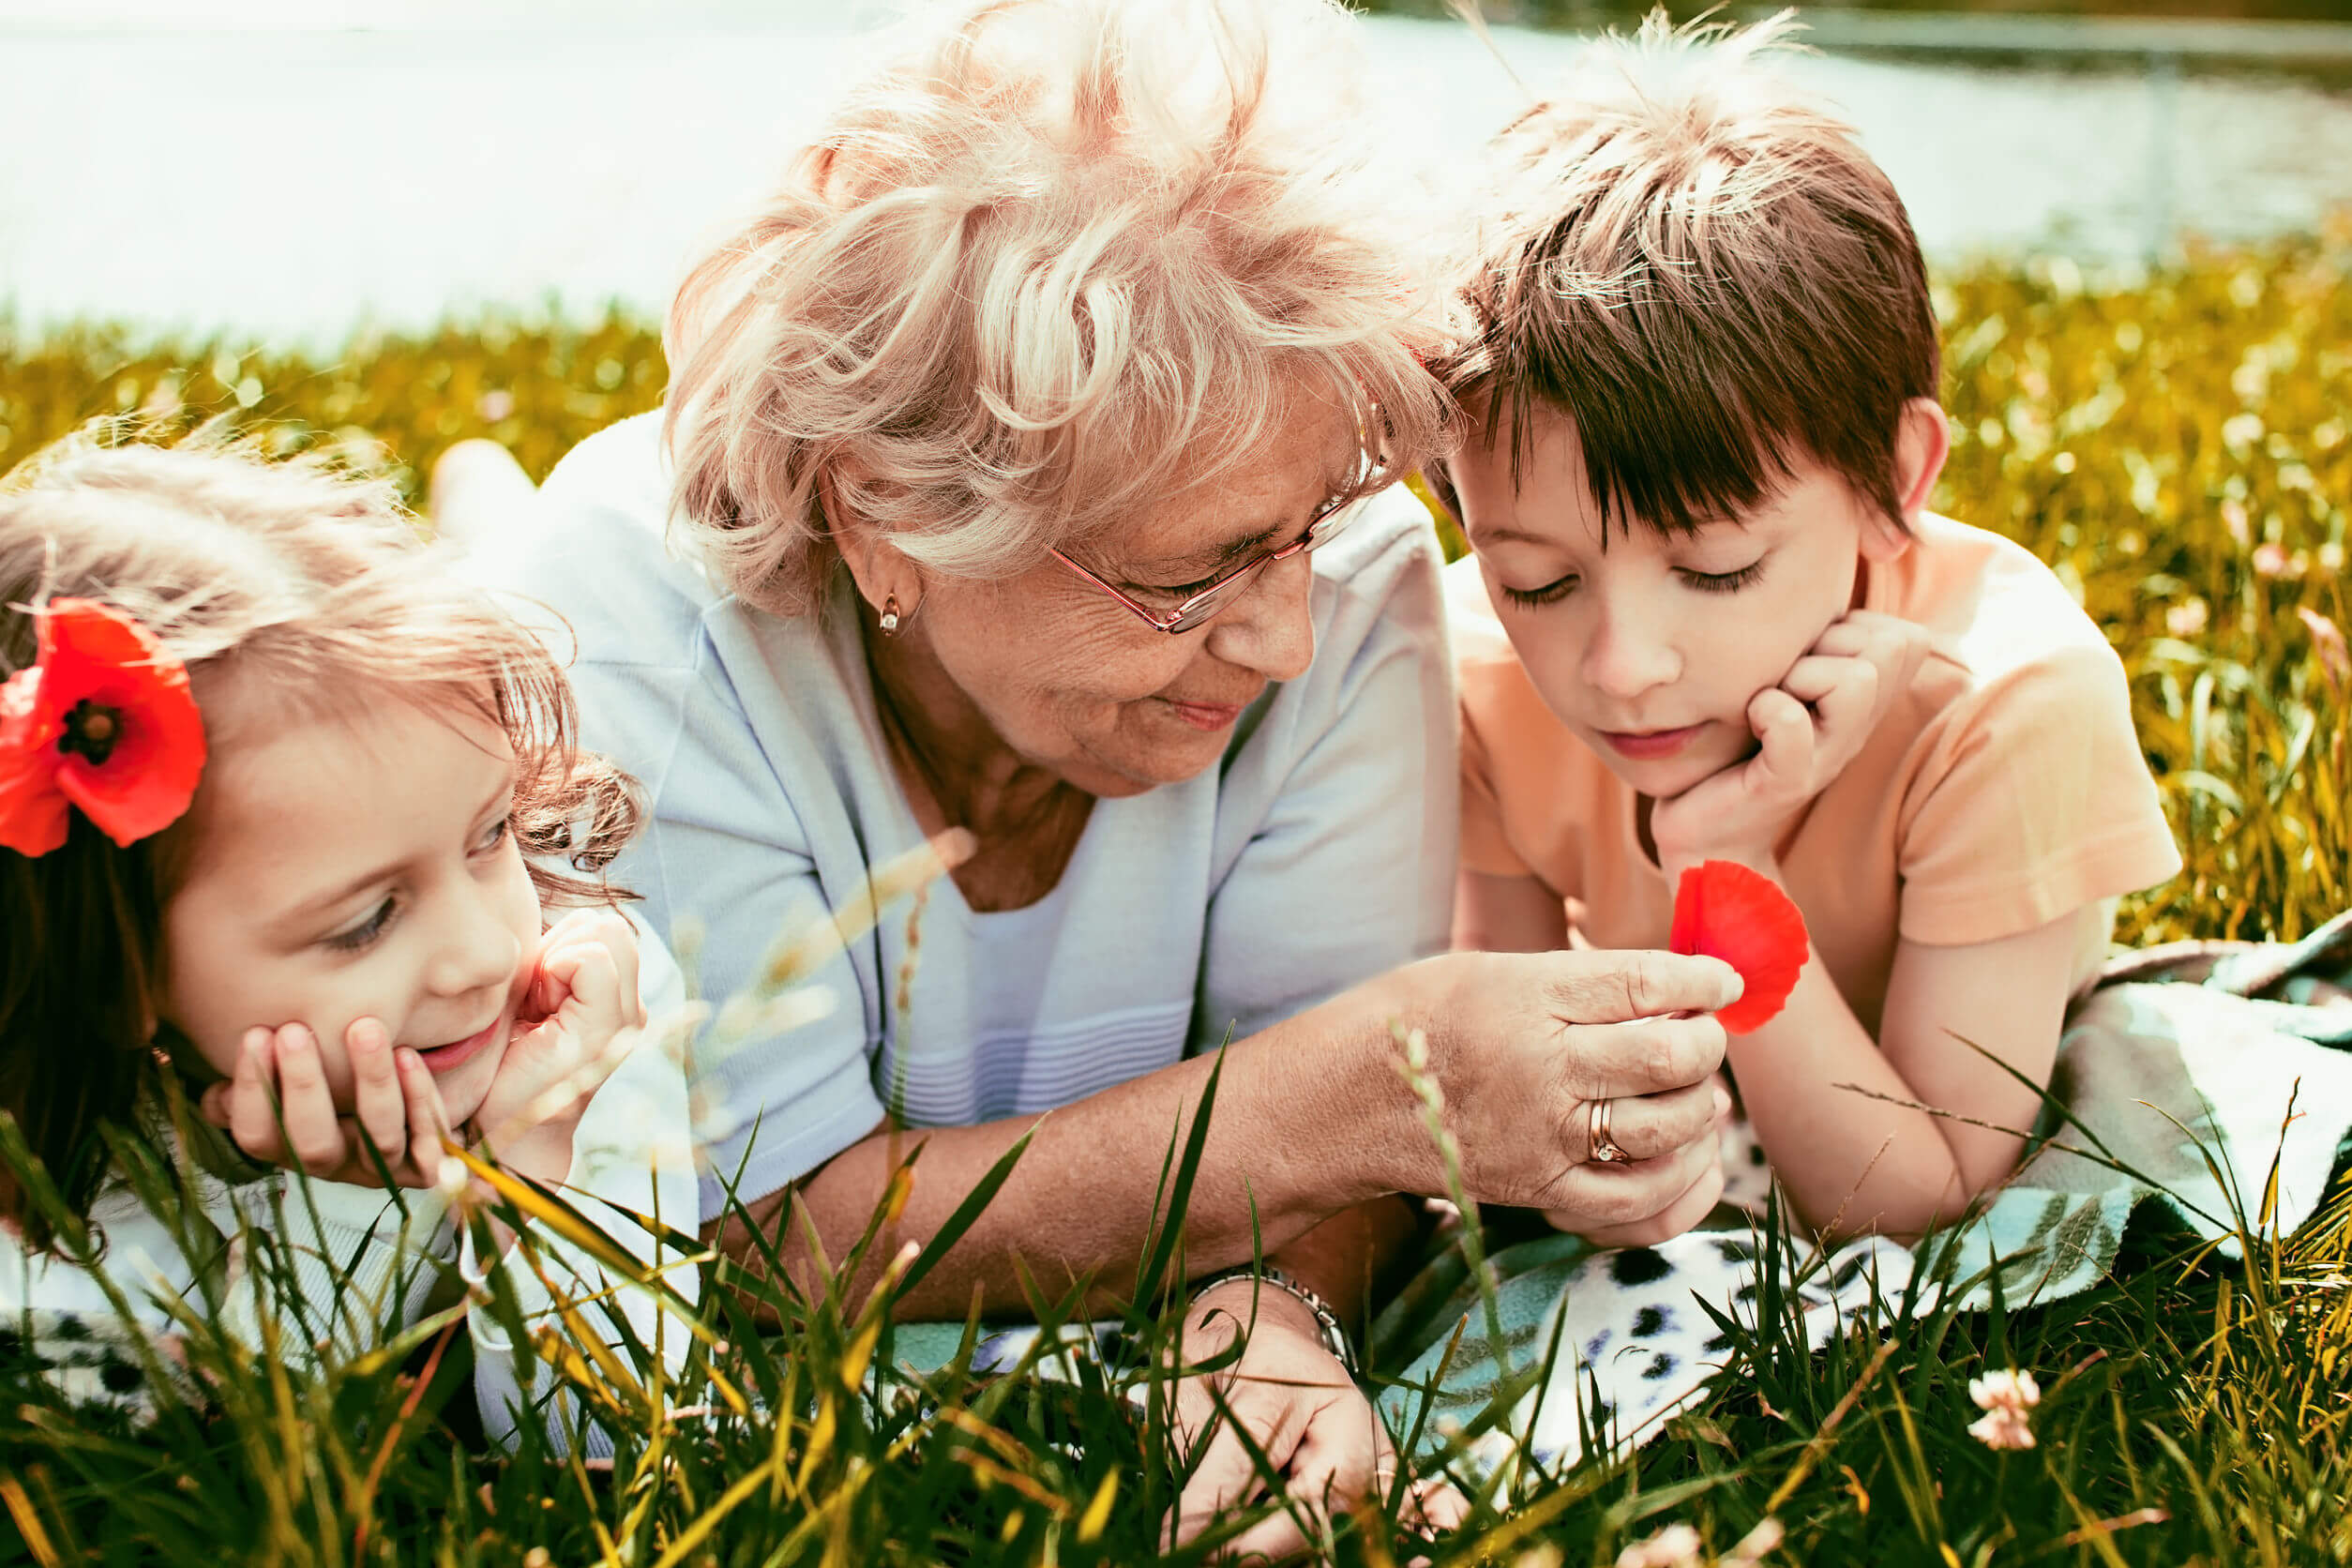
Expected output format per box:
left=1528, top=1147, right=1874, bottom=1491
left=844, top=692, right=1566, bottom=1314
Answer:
left=468, top=909, right=645, bottom=1179
left=200, top=1018, right=453, bottom=1188
left=1552, top=1076, right=1737, bottom=1246
left=1168, top=1279, right=1465, bottom=1559
left=1650, top=610, right=1929, bottom=873
left=1387, top=946, right=1739, bottom=1237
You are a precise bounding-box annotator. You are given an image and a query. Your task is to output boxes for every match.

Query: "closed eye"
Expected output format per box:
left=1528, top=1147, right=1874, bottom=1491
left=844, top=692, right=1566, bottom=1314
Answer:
left=1143, top=571, right=1224, bottom=601
left=1136, top=502, right=1339, bottom=600
left=1679, top=562, right=1765, bottom=595
left=1500, top=574, right=1577, bottom=610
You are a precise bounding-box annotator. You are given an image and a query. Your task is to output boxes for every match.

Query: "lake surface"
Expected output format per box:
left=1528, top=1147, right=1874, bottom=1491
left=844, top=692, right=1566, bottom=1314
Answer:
left=4, top=4, right=2350, bottom=345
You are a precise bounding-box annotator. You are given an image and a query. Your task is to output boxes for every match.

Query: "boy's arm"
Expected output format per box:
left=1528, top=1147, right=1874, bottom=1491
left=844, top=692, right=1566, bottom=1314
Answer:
left=1720, top=896, right=2082, bottom=1240
left=1454, top=869, right=1569, bottom=954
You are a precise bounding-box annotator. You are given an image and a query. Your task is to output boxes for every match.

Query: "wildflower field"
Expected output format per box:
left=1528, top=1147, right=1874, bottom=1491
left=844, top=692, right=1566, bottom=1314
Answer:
left=2, top=227, right=2349, bottom=1565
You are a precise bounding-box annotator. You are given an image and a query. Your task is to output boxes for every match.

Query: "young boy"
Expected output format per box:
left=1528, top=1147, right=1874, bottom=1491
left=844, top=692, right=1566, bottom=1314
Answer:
left=1432, top=15, right=2180, bottom=1241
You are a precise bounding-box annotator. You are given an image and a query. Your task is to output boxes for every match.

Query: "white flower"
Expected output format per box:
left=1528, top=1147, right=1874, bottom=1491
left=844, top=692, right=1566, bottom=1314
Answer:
left=1617, top=1522, right=1704, bottom=1568
left=1968, top=1367, right=2041, bottom=1415
left=1967, top=1369, right=2041, bottom=1449
left=1968, top=1407, right=2037, bottom=1450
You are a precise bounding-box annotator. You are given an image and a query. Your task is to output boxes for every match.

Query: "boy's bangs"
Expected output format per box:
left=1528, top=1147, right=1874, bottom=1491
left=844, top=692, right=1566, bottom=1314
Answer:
left=1487, top=305, right=1802, bottom=539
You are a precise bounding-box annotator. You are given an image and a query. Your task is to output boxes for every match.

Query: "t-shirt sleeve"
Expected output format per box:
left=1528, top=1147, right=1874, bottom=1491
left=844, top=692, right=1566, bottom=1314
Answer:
left=1195, top=495, right=1459, bottom=1043
left=1896, top=641, right=2181, bottom=947
left=578, top=647, right=885, bottom=1219
left=504, top=430, right=885, bottom=1221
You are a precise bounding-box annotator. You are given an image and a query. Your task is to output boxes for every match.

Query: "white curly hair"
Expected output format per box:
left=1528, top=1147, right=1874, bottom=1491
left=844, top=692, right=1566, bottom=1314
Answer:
left=662, top=0, right=1451, bottom=615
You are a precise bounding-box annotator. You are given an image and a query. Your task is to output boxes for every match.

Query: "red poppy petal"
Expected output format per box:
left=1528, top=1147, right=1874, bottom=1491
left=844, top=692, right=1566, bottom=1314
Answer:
left=0, top=749, right=71, bottom=856
left=0, top=666, right=71, bottom=854
left=38, top=599, right=166, bottom=708
left=19, top=599, right=206, bottom=851
left=1669, top=860, right=1810, bottom=1034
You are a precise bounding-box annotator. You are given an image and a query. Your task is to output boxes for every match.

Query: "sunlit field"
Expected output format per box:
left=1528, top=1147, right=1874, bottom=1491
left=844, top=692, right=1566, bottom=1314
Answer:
left=2, top=224, right=2347, bottom=1565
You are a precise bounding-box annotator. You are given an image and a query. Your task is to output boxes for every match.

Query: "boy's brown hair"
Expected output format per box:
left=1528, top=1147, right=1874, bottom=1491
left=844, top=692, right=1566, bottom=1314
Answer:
left=1434, top=11, right=1940, bottom=535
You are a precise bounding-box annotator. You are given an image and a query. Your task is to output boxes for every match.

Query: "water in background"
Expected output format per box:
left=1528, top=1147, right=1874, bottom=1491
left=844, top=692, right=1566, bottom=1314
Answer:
left=4, top=5, right=2350, bottom=345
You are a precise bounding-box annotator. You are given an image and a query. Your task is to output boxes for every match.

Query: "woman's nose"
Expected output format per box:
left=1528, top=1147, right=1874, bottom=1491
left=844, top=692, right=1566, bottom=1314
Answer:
left=1205, top=552, right=1317, bottom=683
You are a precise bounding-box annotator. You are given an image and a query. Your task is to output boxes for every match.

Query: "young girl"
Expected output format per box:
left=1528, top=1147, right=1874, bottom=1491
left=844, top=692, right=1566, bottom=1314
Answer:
left=0, top=433, right=698, bottom=1451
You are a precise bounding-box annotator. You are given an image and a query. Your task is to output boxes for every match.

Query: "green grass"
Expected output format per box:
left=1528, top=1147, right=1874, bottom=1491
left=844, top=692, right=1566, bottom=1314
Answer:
left=4, top=227, right=2350, bottom=1564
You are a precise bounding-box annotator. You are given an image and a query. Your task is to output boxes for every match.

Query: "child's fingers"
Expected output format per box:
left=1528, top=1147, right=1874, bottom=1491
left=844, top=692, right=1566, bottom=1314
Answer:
left=535, top=910, right=644, bottom=1026
left=579, top=910, right=643, bottom=1027
left=269, top=1024, right=351, bottom=1177
left=344, top=1018, right=408, bottom=1163
left=395, top=1048, right=453, bottom=1185
left=546, top=941, right=631, bottom=1042
left=1744, top=686, right=1815, bottom=792
left=223, top=1027, right=282, bottom=1157
left=1805, top=659, right=1881, bottom=754
left=1808, top=608, right=1907, bottom=657
left=1817, top=611, right=1929, bottom=704
left=1775, top=653, right=1858, bottom=707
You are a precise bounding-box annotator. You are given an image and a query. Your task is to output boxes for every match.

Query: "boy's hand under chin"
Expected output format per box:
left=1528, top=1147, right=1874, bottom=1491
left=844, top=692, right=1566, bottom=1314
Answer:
left=1650, top=610, right=1930, bottom=876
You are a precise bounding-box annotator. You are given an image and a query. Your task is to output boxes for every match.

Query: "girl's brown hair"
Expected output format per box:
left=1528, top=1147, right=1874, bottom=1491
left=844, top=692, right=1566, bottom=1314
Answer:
left=0, top=431, right=642, bottom=1249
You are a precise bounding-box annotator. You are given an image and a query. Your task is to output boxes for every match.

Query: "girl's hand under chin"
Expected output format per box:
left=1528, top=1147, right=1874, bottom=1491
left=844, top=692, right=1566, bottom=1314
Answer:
left=201, top=1018, right=455, bottom=1189
left=466, top=908, right=646, bottom=1176
left=199, top=911, right=644, bottom=1191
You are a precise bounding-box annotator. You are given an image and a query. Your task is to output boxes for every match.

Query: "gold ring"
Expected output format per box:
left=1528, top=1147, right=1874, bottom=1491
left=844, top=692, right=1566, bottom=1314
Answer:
left=1588, top=1096, right=1630, bottom=1164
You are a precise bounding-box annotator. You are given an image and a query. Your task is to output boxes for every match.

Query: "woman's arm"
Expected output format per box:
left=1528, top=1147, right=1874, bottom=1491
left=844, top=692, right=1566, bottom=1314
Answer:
left=719, top=947, right=1741, bottom=1320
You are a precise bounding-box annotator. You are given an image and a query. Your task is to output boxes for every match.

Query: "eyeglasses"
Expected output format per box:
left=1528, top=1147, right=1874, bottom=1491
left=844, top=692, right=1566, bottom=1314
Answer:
left=1048, top=503, right=1358, bottom=635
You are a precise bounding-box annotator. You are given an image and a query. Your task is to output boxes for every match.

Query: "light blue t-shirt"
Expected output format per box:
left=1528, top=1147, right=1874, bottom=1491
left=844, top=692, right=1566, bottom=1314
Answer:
left=490, top=414, right=1458, bottom=1219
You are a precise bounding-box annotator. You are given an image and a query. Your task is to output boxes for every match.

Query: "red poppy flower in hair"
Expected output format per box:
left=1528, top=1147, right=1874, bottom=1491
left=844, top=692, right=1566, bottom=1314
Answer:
left=1668, top=859, right=1809, bottom=1034
left=0, top=598, right=207, bottom=856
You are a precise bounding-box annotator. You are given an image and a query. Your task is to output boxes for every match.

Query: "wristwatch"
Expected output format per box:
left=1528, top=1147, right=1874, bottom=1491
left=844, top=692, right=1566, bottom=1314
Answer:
left=1186, top=1264, right=1359, bottom=1376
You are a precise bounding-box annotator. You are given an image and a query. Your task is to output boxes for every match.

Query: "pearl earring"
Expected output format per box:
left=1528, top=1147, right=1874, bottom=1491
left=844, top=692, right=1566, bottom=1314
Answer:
left=879, top=594, right=902, bottom=635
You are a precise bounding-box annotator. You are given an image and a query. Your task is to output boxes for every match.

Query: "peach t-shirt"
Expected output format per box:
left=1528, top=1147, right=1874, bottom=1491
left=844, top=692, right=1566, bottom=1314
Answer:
left=1452, top=513, right=2182, bottom=1036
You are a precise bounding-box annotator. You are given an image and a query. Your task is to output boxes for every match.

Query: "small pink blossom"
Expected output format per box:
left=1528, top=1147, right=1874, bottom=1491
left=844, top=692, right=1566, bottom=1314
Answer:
left=1968, top=1407, right=2037, bottom=1450
left=476, top=389, right=516, bottom=422
left=2165, top=598, right=2209, bottom=638
left=1618, top=1523, right=1703, bottom=1568
left=2252, top=542, right=2294, bottom=579
left=1968, top=1367, right=2041, bottom=1449
left=1970, top=1366, right=2042, bottom=1413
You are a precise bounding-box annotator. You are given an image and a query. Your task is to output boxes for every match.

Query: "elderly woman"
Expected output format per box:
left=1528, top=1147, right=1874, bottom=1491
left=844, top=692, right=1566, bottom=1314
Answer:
left=464, top=0, right=1735, bottom=1545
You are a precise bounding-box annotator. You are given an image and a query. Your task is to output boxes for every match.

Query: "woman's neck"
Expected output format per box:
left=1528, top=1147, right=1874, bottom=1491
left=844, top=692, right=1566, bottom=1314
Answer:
left=864, top=623, right=1094, bottom=912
